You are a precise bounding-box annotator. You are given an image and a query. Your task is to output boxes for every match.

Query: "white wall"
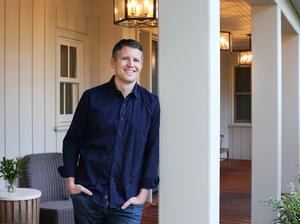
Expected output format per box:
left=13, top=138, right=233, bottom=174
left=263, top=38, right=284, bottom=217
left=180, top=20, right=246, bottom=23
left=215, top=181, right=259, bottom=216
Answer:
left=0, top=0, right=90, bottom=159
left=0, top=0, right=103, bottom=189
left=221, top=51, right=252, bottom=160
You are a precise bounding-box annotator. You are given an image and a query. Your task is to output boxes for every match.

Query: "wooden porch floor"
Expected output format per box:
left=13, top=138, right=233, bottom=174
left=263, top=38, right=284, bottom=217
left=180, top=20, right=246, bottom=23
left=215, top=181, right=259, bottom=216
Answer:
left=142, top=159, right=251, bottom=224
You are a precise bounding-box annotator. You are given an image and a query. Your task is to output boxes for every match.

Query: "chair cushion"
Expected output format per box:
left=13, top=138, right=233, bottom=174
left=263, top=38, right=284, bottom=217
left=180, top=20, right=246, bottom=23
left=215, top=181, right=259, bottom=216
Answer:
left=40, top=200, right=74, bottom=224
left=40, top=200, right=73, bottom=210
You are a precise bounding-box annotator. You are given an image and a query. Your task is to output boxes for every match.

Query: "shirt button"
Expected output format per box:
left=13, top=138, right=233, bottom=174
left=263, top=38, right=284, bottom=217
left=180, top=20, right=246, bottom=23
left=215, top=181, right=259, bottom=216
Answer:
left=118, top=131, right=122, bottom=135
left=111, top=177, right=114, bottom=181
left=120, top=117, right=124, bottom=121
left=115, top=147, right=119, bottom=151
left=104, top=195, right=108, bottom=199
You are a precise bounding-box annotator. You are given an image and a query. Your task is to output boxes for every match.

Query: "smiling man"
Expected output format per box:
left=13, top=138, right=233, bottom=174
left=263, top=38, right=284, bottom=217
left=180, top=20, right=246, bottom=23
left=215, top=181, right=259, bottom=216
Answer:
left=58, top=39, right=160, bottom=224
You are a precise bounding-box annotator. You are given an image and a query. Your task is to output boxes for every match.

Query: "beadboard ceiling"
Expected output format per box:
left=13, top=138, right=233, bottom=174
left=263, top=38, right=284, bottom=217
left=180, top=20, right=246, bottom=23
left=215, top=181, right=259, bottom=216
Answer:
left=220, top=0, right=300, bottom=50
left=220, top=0, right=252, bottom=50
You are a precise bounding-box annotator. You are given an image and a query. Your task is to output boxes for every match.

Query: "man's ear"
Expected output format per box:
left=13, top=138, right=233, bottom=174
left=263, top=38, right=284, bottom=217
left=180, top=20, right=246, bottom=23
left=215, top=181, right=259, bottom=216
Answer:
left=111, top=57, right=116, bottom=68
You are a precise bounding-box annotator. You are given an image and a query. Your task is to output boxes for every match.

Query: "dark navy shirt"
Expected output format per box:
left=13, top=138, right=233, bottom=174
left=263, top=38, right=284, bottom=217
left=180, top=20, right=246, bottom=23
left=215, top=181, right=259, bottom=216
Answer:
left=58, top=76, right=160, bottom=208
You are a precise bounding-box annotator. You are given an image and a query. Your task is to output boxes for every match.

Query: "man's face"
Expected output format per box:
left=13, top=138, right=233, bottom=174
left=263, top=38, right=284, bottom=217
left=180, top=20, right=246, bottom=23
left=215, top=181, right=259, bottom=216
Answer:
left=111, top=46, right=143, bottom=85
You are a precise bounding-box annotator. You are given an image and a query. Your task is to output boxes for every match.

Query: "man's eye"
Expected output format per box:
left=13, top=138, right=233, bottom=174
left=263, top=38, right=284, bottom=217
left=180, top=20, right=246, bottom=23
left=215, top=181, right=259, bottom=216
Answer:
left=134, top=59, right=140, bottom=62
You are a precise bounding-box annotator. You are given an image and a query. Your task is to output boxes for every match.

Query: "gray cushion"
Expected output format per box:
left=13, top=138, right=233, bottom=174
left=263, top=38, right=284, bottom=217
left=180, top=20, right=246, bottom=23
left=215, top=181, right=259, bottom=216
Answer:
left=40, top=200, right=74, bottom=224
left=40, top=200, right=73, bottom=210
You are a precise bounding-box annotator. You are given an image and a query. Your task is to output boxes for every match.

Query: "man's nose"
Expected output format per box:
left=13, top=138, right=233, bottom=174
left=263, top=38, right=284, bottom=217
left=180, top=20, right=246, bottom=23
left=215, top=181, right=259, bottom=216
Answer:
left=127, top=58, right=134, bottom=66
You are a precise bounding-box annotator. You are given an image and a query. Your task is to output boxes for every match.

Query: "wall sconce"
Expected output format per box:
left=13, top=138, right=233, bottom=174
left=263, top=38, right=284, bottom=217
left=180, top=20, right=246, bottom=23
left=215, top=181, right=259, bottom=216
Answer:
left=220, top=31, right=231, bottom=51
left=239, top=51, right=252, bottom=65
left=114, top=0, right=158, bottom=28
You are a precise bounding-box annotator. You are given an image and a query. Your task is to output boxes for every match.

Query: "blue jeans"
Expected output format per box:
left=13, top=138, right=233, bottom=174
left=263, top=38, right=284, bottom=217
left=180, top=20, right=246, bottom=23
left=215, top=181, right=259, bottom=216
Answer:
left=70, top=193, right=144, bottom=224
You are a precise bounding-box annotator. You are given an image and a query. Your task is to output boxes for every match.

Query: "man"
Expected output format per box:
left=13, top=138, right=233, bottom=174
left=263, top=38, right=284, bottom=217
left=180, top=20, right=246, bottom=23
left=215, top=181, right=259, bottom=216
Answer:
left=58, top=39, right=160, bottom=224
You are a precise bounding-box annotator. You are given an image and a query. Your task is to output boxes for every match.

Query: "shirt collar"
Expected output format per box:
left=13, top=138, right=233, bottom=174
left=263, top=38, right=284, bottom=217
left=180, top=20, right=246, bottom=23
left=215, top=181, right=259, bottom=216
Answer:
left=109, top=75, right=139, bottom=99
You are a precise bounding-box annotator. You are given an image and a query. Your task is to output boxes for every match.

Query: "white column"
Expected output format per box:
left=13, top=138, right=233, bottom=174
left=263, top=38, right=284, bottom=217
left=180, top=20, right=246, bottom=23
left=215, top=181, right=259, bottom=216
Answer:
left=252, top=5, right=282, bottom=224
left=159, top=0, right=220, bottom=223
left=282, top=34, right=300, bottom=192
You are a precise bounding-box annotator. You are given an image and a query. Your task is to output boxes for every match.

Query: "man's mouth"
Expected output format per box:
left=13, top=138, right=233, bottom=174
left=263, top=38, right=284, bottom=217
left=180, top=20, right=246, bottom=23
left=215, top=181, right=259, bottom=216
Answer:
left=124, top=69, right=136, bottom=73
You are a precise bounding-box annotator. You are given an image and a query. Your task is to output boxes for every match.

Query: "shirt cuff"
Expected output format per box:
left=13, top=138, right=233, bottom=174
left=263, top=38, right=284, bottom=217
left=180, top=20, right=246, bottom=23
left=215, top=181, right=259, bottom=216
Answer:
left=140, top=177, right=160, bottom=189
left=57, top=166, right=76, bottom=178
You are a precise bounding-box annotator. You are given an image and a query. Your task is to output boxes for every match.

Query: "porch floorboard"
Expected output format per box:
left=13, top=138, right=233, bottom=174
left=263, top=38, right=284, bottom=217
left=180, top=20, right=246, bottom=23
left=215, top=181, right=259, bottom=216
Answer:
left=142, top=159, right=251, bottom=224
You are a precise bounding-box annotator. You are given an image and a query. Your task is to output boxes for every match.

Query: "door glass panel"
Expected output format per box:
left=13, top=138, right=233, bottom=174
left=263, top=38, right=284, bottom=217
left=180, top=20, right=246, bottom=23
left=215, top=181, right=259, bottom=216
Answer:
left=60, top=83, right=64, bottom=114
left=65, top=83, right=79, bottom=114
left=60, top=45, right=68, bottom=77
left=70, top=47, right=77, bottom=78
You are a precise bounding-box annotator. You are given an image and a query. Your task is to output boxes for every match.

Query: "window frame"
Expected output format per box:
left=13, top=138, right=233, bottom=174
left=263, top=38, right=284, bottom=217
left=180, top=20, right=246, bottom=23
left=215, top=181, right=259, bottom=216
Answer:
left=56, top=29, right=87, bottom=130
left=231, top=65, right=252, bottom=125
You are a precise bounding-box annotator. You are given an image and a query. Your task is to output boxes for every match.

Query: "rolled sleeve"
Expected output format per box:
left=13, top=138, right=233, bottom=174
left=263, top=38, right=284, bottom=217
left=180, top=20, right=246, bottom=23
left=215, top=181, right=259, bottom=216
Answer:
left=58, top=90, right=89, bottom=178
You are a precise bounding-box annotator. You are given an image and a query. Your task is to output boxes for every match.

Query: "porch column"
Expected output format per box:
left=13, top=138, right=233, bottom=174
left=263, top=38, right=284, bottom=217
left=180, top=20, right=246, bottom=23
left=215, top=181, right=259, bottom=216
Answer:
left=159, top=0, right=220, bottom=223
left=252, top=5, right=282, bottom=224
left=282, top=33, right=300, bottom=192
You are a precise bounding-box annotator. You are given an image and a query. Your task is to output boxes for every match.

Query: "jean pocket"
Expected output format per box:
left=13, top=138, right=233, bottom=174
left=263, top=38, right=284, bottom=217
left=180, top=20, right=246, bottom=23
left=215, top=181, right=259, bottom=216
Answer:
left=129, top=203, right=144, bottom=208
left=69, top=192, right=84, bottom=198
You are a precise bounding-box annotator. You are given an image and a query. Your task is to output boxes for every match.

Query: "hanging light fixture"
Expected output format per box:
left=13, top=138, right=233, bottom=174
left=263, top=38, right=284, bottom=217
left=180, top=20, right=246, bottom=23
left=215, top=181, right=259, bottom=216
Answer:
left=220, top=31, right=232, bottom=51
left=113, top=0, right=158, bottom=28
left=239, top=34, right=252, bottom=65
left=239, top=51, right=252, bottom=65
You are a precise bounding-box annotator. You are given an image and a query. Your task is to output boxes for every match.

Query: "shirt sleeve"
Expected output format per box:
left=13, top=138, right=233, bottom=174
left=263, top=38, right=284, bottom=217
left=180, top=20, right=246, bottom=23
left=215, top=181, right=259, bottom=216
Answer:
left=139, top=96, right=160, bottom=189
left=58, top=90, right=89, bottom=178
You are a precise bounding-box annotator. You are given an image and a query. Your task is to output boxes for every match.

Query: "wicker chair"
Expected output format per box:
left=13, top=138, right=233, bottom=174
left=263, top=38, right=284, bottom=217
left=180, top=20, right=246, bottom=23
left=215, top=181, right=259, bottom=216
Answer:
left=20, top=153, right=74, bottom=224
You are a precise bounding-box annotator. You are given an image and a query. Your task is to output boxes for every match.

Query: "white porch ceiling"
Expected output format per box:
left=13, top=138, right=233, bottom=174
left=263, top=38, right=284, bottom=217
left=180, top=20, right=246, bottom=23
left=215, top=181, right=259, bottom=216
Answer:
left=220, top=0, right=252, bottom=50
left=220, top=0, right=300, bottom=50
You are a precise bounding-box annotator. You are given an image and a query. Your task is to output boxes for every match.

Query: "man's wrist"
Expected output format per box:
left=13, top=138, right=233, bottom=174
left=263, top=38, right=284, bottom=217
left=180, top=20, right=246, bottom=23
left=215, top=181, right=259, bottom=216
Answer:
left=66, top=177, right=75, bottom=187
left=138, top=188, right=149, bottom=200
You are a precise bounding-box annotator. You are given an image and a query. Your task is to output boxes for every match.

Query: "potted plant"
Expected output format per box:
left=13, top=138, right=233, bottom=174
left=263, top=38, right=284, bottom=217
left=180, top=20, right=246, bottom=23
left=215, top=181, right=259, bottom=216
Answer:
left=265, top=176, right=300, bottom=223
left=0, top=157, right=28, bottom=192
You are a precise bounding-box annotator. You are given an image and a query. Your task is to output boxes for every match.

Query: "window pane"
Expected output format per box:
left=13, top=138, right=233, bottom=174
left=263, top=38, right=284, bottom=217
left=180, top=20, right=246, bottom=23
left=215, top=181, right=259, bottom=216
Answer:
left=70, top=47, right=77, bottom=78
left=235, top=66, right=251, bottom=92
left=235, top=95, right=251, bottom=122
left=60, top=83, right=64, bottom=114
left=65, top=83, right=79, bottom=114
left=60, top=45, right=68, bottom=77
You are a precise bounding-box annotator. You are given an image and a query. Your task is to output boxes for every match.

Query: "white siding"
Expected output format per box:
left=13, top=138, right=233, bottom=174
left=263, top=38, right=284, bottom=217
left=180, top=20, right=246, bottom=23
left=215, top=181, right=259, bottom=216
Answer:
left=0, top=0, right=5, bottom=164
left=32, top=0, right=45, bottom=154
left=19, top=0, right=33, bottom=156
left=0, top=0, right=92, bottom=159
left=45, top=2, right=57, bottom=152
left=5, top=0, right=20, bottom=158
left=87, top=16, right=100, bottom=86
left=220, top=51, right=252, bottom=160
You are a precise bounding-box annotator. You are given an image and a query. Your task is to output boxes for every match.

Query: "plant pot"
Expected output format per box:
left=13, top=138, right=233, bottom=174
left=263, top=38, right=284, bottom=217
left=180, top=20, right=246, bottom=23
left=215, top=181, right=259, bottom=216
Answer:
left=6, top=179, right=16, bottom=193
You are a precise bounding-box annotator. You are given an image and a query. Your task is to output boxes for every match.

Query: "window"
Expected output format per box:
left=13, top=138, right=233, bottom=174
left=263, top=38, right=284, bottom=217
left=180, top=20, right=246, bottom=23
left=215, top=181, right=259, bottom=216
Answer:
left=234, top=66, right=251, bottom=123
left=57, top=36, right=83, bottom=126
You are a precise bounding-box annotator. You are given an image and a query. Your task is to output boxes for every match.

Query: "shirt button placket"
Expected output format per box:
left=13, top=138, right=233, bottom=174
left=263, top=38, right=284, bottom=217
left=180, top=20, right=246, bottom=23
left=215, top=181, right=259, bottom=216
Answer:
left=109, top=100, right=127, bottom=207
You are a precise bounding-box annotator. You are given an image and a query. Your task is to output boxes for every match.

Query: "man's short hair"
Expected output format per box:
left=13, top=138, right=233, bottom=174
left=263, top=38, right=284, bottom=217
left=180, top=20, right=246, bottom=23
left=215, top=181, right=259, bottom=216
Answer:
left=112, top=39, right=144, bottom=60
